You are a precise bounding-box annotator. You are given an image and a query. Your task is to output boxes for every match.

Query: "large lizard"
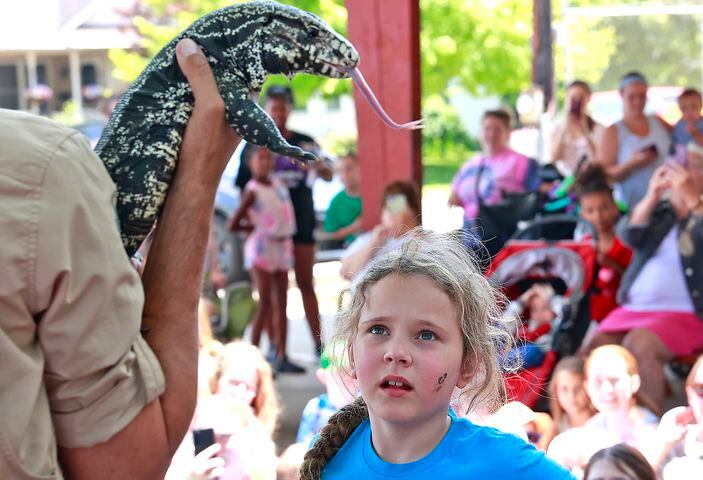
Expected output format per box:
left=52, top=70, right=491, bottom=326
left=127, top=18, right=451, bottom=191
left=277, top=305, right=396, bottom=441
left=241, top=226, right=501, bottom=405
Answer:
left=96, top=0, right=421, bottom=257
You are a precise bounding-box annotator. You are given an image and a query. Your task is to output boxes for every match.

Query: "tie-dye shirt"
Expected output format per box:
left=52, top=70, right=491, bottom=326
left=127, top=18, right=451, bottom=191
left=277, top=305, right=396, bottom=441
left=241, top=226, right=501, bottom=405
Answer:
left=243, top=178, right=296, bottom=272
left=245, top=178, right=296, bottom=238
left=451, top=149, right=539, bottom=221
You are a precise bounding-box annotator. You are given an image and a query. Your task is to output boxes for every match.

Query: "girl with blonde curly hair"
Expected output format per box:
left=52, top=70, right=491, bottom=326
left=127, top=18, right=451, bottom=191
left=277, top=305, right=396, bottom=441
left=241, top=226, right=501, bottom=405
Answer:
left=209, top=340, right=280, bottom=435
left=167, top=341, right=280, bottom=479
left=299, top=229, right=572, bottom=479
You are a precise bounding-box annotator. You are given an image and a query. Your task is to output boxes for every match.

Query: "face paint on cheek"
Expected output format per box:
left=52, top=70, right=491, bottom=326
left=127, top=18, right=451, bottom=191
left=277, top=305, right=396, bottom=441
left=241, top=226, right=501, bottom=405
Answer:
left=434, top=372, right=448, bottom=392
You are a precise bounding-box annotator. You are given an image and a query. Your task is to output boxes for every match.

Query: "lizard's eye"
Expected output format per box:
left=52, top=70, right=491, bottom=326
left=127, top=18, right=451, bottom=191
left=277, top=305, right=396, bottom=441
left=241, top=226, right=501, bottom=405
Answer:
left=308, top=28, right=320, bottom=39
left=262, top=15, right=273, bottom=26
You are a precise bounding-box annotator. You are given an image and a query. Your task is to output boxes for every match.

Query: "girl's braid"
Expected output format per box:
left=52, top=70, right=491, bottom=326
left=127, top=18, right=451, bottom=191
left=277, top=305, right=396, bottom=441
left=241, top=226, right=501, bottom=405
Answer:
left=299, top=397, right=368, bottom=480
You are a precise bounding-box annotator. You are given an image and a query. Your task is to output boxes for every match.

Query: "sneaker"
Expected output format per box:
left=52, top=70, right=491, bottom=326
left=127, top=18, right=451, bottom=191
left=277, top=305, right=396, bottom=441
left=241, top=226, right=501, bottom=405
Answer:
left=274, top=356, right=306, bottom=374
left=265, top=346, right=278, bottom=364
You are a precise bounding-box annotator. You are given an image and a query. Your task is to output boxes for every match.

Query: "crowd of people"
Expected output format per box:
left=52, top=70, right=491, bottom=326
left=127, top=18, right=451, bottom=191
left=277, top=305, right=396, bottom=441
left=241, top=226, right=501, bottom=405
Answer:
left=2, top=27, right=702, bottom=478
left=187, top=70, right=702, bottom=478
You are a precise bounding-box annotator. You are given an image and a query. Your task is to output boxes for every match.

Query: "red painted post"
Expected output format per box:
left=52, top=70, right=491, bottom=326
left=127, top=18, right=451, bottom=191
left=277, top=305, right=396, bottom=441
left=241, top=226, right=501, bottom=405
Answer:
left=345, top=0, right=422, bottom=230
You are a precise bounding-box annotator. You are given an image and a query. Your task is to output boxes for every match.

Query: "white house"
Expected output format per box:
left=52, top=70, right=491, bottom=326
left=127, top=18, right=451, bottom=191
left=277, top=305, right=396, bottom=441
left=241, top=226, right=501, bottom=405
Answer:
left=0, top=0, right=139, bottom=114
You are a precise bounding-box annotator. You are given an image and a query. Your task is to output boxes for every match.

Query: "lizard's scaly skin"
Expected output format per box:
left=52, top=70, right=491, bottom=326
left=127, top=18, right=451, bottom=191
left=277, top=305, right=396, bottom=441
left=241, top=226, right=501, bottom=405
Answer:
left=96, top=0, right=358, bottom=256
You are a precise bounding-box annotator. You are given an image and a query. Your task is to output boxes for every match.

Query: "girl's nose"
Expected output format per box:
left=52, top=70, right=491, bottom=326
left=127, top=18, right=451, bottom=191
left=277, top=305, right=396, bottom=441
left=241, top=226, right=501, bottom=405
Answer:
left=384, top=344, right=412, bottom=366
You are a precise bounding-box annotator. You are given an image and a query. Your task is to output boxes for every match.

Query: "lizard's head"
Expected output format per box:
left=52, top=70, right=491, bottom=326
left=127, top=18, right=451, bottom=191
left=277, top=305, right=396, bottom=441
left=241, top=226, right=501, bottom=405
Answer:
left=256, top=2, right=359, bottom=79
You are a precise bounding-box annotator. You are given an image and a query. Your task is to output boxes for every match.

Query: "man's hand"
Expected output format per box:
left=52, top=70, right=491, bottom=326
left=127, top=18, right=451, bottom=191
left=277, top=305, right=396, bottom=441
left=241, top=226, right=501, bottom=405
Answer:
left=176, top=38, right=239, bottom=184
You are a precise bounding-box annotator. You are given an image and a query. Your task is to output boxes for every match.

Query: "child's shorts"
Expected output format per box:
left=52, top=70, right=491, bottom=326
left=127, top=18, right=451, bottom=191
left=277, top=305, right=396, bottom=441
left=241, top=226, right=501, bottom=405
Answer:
left=244, top=233, right=293, bottom=273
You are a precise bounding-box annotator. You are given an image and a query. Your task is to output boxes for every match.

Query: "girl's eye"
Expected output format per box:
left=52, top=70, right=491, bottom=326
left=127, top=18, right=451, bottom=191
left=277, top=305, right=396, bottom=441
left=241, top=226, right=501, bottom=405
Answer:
left=369, top=325, right=388, bottom=335
left=417, top=330, right=437, bottom=341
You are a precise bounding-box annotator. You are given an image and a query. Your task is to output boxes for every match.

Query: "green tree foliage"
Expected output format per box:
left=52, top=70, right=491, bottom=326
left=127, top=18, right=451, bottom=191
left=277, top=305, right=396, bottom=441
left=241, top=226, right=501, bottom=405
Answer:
left=422, top=94, right=478, bottom=185
left=420, top=0, right=532, bottom=98
left=110, top=0, right=534, bottom=167
left=109, top=0, right=351, bottom=106
left=112, top=0, right=535, bottom=102
left=597, top=14, right=701, bottom=90
left=553, top=0, right=702, bottom=93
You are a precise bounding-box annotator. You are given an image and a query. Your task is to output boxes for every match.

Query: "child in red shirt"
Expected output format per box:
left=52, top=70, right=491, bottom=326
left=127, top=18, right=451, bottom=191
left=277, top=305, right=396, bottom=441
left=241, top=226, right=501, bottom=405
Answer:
left=575, top=164, right=633, bottom=321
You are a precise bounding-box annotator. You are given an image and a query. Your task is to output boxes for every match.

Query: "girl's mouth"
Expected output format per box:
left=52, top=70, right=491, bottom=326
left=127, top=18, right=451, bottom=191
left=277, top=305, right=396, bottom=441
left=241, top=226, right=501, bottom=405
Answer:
left=380, top=376, right=414, bottom=397
left=382, top=379, right=412, bottom=389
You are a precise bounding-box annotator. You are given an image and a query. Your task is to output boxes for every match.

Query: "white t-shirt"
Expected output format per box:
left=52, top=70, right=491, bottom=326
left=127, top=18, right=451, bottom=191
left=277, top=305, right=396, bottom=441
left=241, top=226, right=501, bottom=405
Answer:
left=623, top=225, right=695, bottom=312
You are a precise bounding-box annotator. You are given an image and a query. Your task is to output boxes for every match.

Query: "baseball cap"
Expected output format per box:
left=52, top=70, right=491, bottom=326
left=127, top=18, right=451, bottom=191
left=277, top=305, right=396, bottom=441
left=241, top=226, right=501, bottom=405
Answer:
left=265, top=84, right=294, bottom=104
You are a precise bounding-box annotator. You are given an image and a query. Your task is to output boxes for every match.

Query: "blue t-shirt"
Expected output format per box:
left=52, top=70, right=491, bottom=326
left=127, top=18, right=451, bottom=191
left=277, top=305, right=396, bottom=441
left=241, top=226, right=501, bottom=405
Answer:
left=320, top=411, right=574, bottom=479
left=672, top=118, right=703, bottom=145
left=297, top=394, right=340, bottom=446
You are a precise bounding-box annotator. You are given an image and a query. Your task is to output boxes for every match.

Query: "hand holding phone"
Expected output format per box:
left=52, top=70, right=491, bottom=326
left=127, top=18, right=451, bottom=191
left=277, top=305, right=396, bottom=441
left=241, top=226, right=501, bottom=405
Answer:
left=640, top=143, right=658, bottom=156
left=192, top=441, right=224, bottom=478
left=193, top=428, right=216, bottom=455
left=633, top=143, right=659, bottom=168
left=569, top=97, right=583, bottom=116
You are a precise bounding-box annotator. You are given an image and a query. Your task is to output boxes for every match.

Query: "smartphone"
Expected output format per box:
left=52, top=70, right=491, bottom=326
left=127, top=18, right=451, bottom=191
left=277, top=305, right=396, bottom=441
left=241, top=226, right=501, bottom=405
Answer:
left=192, top=428, right=216, bottom=455
left=640, top=143, right=658, bottom=156
left=385, top=194, right=409, bottom=216
left=569, top=97, right=583, bottom=116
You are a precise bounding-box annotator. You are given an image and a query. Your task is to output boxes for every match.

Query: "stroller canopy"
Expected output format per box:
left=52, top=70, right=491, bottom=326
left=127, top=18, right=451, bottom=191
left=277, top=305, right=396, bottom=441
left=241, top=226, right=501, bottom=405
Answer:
left=487, top=241, right=596, bottom=300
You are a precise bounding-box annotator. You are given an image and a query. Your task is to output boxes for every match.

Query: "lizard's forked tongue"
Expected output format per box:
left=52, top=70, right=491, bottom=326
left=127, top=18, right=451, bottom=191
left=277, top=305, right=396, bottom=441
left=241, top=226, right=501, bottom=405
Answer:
left=348, top=67, right=423, bottom=130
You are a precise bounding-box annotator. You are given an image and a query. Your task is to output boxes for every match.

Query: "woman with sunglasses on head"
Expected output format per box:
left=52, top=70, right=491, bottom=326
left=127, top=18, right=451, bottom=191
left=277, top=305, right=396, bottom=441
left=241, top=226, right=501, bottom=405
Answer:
left=655, top=355, right=703, bottom=478
left=596, top=71, right=672, bottom=210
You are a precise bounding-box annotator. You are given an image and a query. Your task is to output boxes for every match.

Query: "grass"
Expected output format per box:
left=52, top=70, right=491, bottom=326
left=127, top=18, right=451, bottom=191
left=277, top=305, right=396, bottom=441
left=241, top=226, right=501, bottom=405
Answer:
left=422, top=149, right=475, bottom=187
left=423, top=162, right=461, bottom=186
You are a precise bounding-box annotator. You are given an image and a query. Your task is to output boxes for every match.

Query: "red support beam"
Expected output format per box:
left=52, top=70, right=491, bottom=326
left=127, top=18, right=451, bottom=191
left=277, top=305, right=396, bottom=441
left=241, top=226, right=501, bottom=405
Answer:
left=345, top=0, right=422, bottom=229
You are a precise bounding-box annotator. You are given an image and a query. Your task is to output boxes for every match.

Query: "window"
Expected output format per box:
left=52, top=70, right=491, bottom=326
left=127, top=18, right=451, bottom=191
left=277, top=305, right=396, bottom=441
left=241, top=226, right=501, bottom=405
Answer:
left=0, top=65, right=19, bottom=109
left=81, top=64, right=97, bottom=86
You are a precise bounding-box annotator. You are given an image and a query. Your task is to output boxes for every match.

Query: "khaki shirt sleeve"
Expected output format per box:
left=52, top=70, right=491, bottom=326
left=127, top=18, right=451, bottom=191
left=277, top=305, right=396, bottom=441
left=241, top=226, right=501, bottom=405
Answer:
left=30, top=132, right=165, bottom=448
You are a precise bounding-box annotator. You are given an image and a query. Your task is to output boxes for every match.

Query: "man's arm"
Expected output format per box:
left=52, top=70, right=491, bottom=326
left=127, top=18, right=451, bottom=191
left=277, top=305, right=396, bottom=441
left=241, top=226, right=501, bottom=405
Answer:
left=58, top=38, right=240, bottom=479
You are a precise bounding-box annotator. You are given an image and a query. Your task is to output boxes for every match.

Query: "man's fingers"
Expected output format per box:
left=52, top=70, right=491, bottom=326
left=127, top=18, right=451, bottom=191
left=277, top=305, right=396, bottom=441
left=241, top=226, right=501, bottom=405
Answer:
left=176, top=38, right=221, bottom=105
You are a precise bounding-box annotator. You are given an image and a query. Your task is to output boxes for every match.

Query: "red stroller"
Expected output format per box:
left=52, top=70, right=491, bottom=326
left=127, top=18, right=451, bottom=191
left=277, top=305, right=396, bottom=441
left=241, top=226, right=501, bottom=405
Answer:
left=486, top=216, right=597, bottom=410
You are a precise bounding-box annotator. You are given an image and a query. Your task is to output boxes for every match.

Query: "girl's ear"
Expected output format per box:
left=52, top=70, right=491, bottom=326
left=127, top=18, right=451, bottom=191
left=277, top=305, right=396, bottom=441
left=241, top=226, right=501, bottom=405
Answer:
left=630, top=373, right=641, bottom=395
left=456, top=354, right=477, bottom=389
left=347, top=345, right=357, bottom=380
